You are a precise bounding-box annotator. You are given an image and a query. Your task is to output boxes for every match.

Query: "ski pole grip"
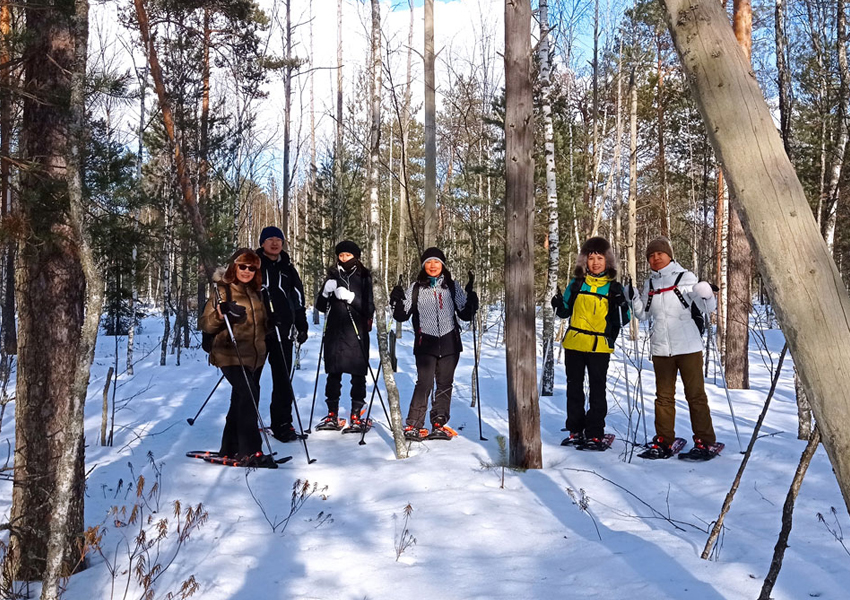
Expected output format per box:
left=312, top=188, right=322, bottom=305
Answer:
left=466, top=270, right=475, bottom=294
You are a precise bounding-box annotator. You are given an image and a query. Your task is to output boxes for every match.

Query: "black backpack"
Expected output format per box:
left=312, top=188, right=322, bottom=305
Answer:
left=201, top=285, right=231, bottom=352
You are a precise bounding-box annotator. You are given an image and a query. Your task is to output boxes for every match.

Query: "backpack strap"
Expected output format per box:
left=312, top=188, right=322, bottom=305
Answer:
left=645, top=272, right=687, bottom=310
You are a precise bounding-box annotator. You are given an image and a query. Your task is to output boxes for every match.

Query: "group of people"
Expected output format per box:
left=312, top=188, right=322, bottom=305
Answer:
left=199, top=226, right=478, bottom=465
left=552, top=235, right=719, bottom=461
left=198, top=224, right=720, bottom=466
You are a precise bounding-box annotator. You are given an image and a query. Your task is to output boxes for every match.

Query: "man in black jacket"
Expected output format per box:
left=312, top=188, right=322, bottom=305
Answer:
left=257, top=226, right=309, bottom=442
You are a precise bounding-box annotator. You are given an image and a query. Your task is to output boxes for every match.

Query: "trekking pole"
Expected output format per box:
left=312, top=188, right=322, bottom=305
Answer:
left=343, top=303, right=392, bottom=430
left=468, top=271, right=487, bottom=441
left=617, top=286, right=634, bottom=453
left=306, top=309, right=329, bottom=433
left=187, top=373, right=225, bottom=425
left=264, top=289, right=316, bottom=464
left=626, top=278, right=649, bottom=445
left=358, top=358, right=384, bottom=445
left=214, top=285, right=279, bottom=463
left=708, top=317, right=745, bottom=453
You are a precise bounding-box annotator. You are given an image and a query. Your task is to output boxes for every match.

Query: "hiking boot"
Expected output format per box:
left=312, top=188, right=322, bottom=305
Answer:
left=272, top=425, right=300, bottom=443
left=427, top=423, right=452, bottom=440
left=581, top=437, right=608, bottom=451
left=239, top=452, right=279, bottom=469
left=560, top=432, right=585, bottom=447
left=316, top=412, right=344, bottom=431
left=679, top=438, right=715, bottom=461
left=638, top=436, right=673, bottom=460
left=343, top=412, right=372, bottom=434
left=404, top=426, right=423, bottom=442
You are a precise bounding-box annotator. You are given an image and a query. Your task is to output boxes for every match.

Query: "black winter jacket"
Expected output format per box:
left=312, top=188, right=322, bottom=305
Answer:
left=256, top=249, right=308, bottom=339
left=316, top=263, right=375, bottom=375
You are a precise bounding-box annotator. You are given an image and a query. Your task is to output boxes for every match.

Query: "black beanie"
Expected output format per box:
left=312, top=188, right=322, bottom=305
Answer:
left=580, top=236, right=611, bottom=257
left=335, top=240, right=361, bottom=259
left=259, top=226, right=284, bottom=245
left=420, top=247, right=447, bottom=266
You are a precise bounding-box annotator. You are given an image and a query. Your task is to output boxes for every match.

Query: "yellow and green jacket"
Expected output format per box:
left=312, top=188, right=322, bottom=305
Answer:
left=557, top=273, right=630, bottom=353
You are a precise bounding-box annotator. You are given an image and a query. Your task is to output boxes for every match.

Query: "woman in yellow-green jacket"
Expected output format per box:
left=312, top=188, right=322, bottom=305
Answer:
left=551, top=237, right=630, bottom=450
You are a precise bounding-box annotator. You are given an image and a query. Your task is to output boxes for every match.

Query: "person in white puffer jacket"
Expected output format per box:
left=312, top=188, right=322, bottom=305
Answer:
left=629, top=237, right=719, bottom=460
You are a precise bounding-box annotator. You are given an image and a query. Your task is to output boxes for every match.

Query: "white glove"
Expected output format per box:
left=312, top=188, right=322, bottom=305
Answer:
left=322, top=280, right=338, bottom=297
left=335, top=287, right=355, bottom=304
left=693, top=281, right=714, bottom=299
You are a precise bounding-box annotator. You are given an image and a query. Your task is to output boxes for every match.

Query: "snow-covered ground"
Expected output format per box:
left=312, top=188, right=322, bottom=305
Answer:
left=2, top=306, right=848, bottom=599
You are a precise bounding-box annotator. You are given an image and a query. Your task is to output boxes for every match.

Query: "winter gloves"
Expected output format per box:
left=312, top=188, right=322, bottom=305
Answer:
left=296, top=328, right=309, bottom=345
left=625, top=282, right=636, bottom=301
left=693, top=281, right=715, bottom=300
left=334, top=287, right=355, bottom=304
left=219, top=301, right=247, bottom=322
left=390, top=285, right=405, bottom=306
left=322, top=279, right=338, bottom=297
left=551, top=287, right=569, bottom=318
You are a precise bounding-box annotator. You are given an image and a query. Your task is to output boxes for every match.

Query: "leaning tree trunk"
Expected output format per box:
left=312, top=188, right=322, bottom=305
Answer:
left=660, top=0, right=850, bottom=516
left=539, top=0, right=559, bottom=397
left=504, top=0, right=541, bottom=469
left=41, top=1, right=104, bottom=595
left=725, top=0, right=753, bottom=389
left=366, top=0, right=407, bottom=459
left=9, top=0, right=87, bottom=581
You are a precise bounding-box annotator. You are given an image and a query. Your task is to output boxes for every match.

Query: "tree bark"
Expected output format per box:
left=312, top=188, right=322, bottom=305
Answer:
left=627, top=70, right=638, bottom=340
left=660, top=0, right=850, bottom=516
left=656, top=35, right=671, bottom=237
left=725, top=0, right=753, bottom=389
left=366, top=0, right=407, bottom=459
left=539, top=0, right=559, bottom=397
left=282, top=0, right=292, bottom=244
left=10, top=0, right=87, bottom=581
left=40, top=1, right=104, bottom=594
left=0, top=0, right=15, bottom=356
left=504, top=0, right=541, bottom=469
left=774, top=0, right=792, bottom=157
left=424, top=0, right=436, bottom=246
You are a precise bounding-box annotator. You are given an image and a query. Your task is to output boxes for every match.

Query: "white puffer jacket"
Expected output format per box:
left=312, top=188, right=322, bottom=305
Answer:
left=631, top=261, right=716, bottom=357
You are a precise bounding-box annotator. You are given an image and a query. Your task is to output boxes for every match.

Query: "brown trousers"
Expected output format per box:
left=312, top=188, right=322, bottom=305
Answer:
left=651, top=351, right=716, bottom=445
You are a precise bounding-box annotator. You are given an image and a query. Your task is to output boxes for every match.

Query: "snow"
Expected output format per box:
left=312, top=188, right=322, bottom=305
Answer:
left=2, top=306, right=849, bottom=599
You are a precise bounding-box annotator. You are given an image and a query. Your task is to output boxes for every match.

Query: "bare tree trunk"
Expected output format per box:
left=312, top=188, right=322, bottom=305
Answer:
left=775, top=0, right=792, bottom=157
left=504, top=0, right=541, bottom=469
left=823, top=0, right=849, bottom=254
left=366, top=0, right=407, bottom=459
left=395, top=0, right=414, bottom=339
left=333, top=0, right=343, bottom=243
left=758, top=427, right=821, bottom=599
left=282, top=0, right=293, bottom=244
left=424, top=0, right=436, bottom=246
left=725, top=0, right=753, bottom=389
left=0, top=0, right=14, bottom=356
left=656, top=36, right=671, bottom=237
left=40, top=2, right=104, bottom=594
left=795, top=365, right=813, bottom=438
left=715, top=169, right=728, bottom=355
left=661, top=0, right=850, bottom=517
left=10, top=0, right=87, bottom=581
left=539, top=0, right=559, bottom=397
left=627, top=70, right=638, bottom=340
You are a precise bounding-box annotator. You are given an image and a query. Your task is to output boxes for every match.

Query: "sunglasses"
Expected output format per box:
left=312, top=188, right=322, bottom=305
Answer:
left=237, top=264, right=258, bottom=272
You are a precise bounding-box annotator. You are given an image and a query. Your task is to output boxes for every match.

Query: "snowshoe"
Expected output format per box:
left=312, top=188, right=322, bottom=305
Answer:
left=577, top=433, right=615, bottom=451
left=638, top=436, right=686, bottom=460
left=426, top=423, right=453, bottom=441
left=316, top=413, right=345, bottom=431
left=560, top=432, right=586, bottom=447
left=185, top=450, right=291, bottom=468
left=679, top=440, right=724, bottom=462
left=342, top=413, right=373, bottom=434
left=404, top=426, right=424, bottom=442
left=270, top=425, right=304, bottom=443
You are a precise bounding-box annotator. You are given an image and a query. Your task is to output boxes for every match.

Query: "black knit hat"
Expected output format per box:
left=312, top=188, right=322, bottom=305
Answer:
left=335, top=240, right=361, bottom=259
left=420, top=247, right=447, bottom=266
left=259, top=226, right=284, bottom=245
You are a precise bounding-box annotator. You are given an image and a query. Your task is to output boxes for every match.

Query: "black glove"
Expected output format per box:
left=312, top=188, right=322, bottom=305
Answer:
left=466, top=271, right=475, bottom=294
left=220, top=301, right=246, bottom=322
left=625, top=283, right=636, bottom=301
left=296, top=327, right=308, bottom=345
left=466, top=290, right=479, bottom=314
left=551, top=287, right=563, bottom=312
left=390, top=285, right=405, bottom=306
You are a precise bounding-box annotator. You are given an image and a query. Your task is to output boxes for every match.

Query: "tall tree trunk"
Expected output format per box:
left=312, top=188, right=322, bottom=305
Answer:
left=661, top=0, right=850, bottom=517
left=395, top=0, right=414, bottom=339
left=0, top=0, right=15, bottom=356
left=539, top=0, right=559, bottom=397
left=366, top=0, right=407, bottom=459
left=775, top=0, right=792, bottom=157
left=424, top=0, right=436, bottom=246
left=656, top=35, right=671, bottom=237
left=715, top=169, right=728, bottom=355
left=725, top=0, right=753, bottom=389
left=282, top=0, right=292, bottom=245
left=823, top=0, right=849, bottom=254
left=334, top=0, right=343, bottom=243
left=41, top=1, right=103, bottom=595
left=132, top=0, right=214, bottom=280
left=10, top=0, right=87, bottom=581
left=627, top=70, right=638, bottom=339
left=504, top=0, right=541, bottom=469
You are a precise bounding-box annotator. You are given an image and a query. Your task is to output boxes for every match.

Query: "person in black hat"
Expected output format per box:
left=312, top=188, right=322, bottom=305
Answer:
left=256, top=225, right=309, bottom=442
left=390, top=247, right=478, bottom=441
left=314, top=240, right=376, bottom=433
